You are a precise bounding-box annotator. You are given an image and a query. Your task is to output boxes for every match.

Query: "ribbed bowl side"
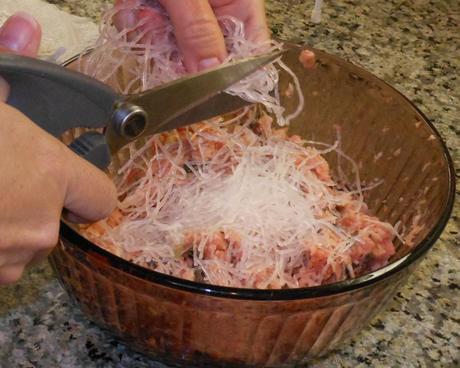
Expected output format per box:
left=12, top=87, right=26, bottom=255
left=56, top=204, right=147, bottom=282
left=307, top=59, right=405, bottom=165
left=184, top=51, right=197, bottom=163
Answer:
left=49, top=239, right=411, bottom=368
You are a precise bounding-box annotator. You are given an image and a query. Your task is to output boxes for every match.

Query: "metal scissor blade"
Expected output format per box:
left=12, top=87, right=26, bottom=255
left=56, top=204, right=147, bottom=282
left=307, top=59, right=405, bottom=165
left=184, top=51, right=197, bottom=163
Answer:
left=125, top=50, right=283, bottom=133
left=155, top=93, right=253, bottom=134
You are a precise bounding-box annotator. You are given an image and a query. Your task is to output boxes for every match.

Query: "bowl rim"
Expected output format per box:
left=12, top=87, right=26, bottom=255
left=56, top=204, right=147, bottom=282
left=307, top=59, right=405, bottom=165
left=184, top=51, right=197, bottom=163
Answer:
left=59, top=48, right=456, bottom=301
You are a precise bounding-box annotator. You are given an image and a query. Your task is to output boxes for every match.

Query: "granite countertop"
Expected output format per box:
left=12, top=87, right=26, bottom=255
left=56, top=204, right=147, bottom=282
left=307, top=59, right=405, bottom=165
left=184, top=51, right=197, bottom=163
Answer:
left=1, top=0, right=458, bottom=367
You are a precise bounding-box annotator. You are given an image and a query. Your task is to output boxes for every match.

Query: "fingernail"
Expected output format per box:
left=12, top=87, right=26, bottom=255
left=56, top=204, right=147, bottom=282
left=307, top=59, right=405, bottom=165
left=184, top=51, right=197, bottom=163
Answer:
left=198, top=57, right=220, bottom=71
left=0, top=12, right=40, bottom=53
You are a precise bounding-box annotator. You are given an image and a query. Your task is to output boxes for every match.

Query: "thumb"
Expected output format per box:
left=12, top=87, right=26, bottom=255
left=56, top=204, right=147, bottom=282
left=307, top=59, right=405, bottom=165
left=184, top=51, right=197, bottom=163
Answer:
left=0, top=12, right=42, bottom=57
left=0, top=12, right=42, bottom=102
left=159, top=0, right=227, bottom=72
left=63, top=150, right=118, bottom=223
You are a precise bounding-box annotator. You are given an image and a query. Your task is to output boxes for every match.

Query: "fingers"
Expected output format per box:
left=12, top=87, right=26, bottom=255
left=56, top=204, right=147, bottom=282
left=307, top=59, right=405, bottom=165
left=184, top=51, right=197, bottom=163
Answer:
left=0, top=264, right=25, bottom=285
left=210, top=0, right=270, bottom=44
left=114, top=0, right=169, bottom=47
left=0, top=101, right=115, bottom=285
left=0, top=233, right=53, bottom=285
left=0, top=12, right=42, bottom=102
left=0, top=12, right=42, bottom=57
left=63, top=149, right=118, bottom=223
left=242, top=0, right=270, bottom=44
left=114, top=0, right=138, bottom=29
left=114, top=0, right=166, bottom=30
left=0, top=245, right=50, bottom=285
left=159, top=0, right=227, bottom=72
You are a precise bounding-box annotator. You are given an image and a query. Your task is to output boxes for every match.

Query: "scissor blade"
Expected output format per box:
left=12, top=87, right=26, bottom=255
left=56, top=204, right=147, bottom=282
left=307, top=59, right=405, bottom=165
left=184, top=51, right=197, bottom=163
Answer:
left=127, top=50, right=283, bottom=134
left=157, top=93, right=252, bottom=133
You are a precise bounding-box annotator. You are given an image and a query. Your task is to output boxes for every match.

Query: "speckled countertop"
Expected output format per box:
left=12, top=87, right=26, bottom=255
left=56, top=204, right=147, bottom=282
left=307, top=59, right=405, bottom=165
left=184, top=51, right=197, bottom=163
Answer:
left=1, top=1, right=459, bottom=367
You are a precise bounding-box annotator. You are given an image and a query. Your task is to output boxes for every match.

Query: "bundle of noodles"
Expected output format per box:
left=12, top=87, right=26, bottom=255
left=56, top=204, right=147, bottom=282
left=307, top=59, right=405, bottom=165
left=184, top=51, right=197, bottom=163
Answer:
left=80, top=1, right=400, bottom=289
left=78, top=0, right=303, bottom=125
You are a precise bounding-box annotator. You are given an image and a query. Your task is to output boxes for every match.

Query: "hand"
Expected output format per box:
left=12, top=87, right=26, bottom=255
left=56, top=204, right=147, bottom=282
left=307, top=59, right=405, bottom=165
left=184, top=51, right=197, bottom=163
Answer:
left=116, top=0, right=270, bottom=72
left=161, top=0, right=270, bottom=71
left=0, top=13, right=117, bottom=284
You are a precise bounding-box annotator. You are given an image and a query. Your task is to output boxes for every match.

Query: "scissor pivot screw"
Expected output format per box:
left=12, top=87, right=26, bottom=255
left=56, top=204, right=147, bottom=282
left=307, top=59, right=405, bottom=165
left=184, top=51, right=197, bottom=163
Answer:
left=113, top=103, right=147, bottom=139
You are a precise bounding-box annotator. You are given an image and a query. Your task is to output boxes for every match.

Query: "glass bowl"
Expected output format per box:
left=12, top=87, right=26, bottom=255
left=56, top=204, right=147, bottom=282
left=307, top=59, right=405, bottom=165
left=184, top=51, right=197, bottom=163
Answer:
left=49, top=47, right=455, bottom=368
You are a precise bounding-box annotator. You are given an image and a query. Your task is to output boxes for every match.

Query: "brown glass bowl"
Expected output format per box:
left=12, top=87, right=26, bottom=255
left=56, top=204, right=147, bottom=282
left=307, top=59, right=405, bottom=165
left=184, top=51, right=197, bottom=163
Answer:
left=50, top=47, right=455, bottom=368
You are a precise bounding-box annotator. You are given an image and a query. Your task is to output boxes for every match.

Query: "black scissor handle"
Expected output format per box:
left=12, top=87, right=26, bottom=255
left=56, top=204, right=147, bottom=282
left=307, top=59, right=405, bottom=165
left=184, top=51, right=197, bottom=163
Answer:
left=0, top=54, right=118, bottom=169
left=0, top=53, right=117, bottom=137
left=68, top=131, right=111, bottom=170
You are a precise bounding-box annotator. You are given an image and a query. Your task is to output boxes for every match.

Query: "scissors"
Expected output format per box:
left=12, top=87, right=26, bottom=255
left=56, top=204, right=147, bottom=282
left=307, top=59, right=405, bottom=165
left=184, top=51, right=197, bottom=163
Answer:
left=0, top=50, right=283, bottom=169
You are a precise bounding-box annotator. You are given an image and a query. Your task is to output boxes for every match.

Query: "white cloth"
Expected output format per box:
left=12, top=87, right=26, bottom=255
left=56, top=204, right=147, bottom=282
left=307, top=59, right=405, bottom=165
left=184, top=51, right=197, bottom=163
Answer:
left=0, top=0, right=98, bottom=62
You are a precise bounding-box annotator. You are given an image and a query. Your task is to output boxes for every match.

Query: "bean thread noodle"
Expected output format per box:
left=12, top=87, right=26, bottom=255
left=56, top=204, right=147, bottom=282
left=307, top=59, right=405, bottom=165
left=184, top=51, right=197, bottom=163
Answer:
left=78, top=0, right=302, bottom=126
left=79, top=0, right=400, bottom=289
